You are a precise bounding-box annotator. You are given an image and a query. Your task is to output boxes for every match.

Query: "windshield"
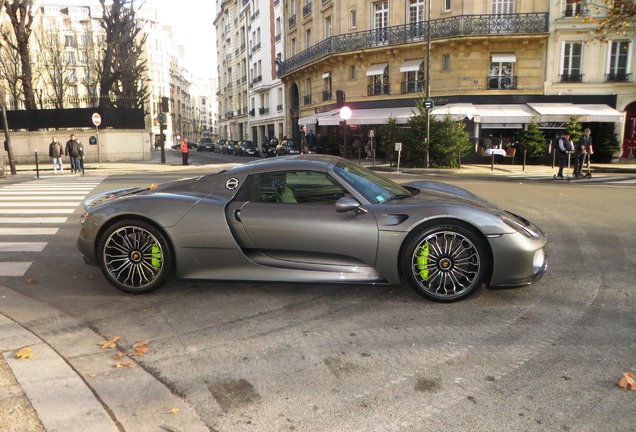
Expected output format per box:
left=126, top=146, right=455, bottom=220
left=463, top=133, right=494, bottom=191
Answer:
left=333, top=161, right=412, bottom=203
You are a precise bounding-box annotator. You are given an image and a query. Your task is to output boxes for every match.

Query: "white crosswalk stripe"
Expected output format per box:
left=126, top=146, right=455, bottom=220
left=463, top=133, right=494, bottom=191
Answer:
left=0, top=177, right=104, bottom=277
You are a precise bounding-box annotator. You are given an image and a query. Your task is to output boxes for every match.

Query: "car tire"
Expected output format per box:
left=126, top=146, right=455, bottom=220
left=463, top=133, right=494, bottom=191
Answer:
left=401, top=223, right=487, bottom=302
left=97, top=220, right=172, bottom=294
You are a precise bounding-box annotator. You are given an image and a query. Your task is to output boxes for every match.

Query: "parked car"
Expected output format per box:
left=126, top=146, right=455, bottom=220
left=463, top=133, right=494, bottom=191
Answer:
left=236, top=140, right=257, bottom=156
left=197, top=138, right=214, bottom=152
left=77, top=155, right=547, bottom=302
left=223, top=140, right=239, bottom=154
left=214, top=138, right=227, bottom=153
left=275, top=139, right=300, bottom=156
left=171, top=141, right=197, bottom=150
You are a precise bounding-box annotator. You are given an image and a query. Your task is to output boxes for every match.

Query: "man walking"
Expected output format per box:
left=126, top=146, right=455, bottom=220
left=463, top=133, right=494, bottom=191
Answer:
left=180, top=137, right=190, bottom=165
left=49, top=136, right=64, bottom=174
left=556, top=131, right=574, bottom=179
left=65, top=134, right=81, bottom=173
left=574, top=128, right=593, bottom=178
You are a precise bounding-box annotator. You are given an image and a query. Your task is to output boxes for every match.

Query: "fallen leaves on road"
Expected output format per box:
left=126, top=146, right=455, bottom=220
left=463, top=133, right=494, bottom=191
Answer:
left=166, top=407, right=180, bottom=414
left=617, top=372, right=636, bottom=390
left=112, top=352, right=125, bottom=360
left=99, top=336, right=121, bottom=349
left=15, top=347, right=33, bottom=360
left=26, top=279, right=38, bottom=285
left=132, top=339, right=151, bottom=356
left=115, top=361, right=133, bottom=368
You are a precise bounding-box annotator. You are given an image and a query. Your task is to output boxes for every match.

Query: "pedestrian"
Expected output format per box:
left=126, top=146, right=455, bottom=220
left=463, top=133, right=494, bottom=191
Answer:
left=307, top=129, right=316, bottom=152
left=65, top=134, right=82, bottom=174
left=574, top=128, right=593, bottom=178
left=180, top=137, right=189, bottom=165
left=48, top=136, right=64, bottom=174
left=555, top=131, right=574, bottom=179
left=351, top=135, right=362, bottom=159
left=299, top=125, right=308, bottom=154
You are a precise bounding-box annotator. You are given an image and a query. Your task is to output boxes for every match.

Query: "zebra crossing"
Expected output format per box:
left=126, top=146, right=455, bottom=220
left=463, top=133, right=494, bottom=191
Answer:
left=0, top=177, right=104, bottom=277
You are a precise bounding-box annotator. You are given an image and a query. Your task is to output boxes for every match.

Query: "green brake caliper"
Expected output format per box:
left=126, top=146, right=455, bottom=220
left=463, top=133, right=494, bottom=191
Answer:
left=416, top=243, right=429, bottom=280
left=151, top=244, right=162, bottom=269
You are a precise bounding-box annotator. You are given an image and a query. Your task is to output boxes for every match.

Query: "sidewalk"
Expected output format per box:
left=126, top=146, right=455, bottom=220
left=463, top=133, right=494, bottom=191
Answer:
left=1, top=153, right=635, bottom=431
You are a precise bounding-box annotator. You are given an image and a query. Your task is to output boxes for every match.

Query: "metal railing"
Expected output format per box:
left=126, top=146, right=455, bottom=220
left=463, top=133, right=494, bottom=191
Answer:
left=368, top=84, right=390, bottom=96
left=279, top=13, right=548, bottom=77
left=487, top=75, right=518, bottom=89
left=401, top=81, right=424, bottom=94
left=606, top=72, right=631, bottom=82
left=560, top=73, right=583, bottom=83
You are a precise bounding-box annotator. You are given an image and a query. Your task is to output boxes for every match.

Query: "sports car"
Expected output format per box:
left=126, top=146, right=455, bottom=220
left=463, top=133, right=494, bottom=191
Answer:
left=77, top=155, right=547, bottom=302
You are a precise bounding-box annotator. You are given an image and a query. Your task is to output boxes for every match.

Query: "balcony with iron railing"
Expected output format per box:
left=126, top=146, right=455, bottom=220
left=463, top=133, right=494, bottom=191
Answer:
left=401, top=81, right=424, bottom=94
left=560, top=73, right=583, bottom=83
left=303, top=95, right=312, bottom=105
left=279, top=13, right=548, bottom=77
left=303, top=2, right=312, bottom=18
left=322, top=90, right=332, bottom=101
left=259, top=107, right=270, bottom=115
left=368, top=84, right=390, bottom=96
left=322, top=0, right=330, bottom=5
left=277, top=104, right=283, bottom=111
left=606, top=72, right=631, bottom=82
left=487, top=76, right=518, bottom=89
left=252, top=75, right=263, bottom=86
left=251, top=9, right=260, bottom=21
left=274, top=0, right=280, bottom=6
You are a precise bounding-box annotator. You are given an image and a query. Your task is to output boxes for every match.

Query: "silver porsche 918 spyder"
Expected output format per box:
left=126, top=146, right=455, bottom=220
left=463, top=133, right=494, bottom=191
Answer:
left=77, top=155, right=547, bottom=302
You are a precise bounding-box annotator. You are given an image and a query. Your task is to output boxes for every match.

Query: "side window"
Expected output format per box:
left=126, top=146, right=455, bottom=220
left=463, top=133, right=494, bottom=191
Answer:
left=235, top=171, right=348, bottom=204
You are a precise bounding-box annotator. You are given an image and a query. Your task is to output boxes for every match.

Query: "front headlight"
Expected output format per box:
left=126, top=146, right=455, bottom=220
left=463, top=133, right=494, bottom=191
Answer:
left=79, top=211, right=89, bottom=225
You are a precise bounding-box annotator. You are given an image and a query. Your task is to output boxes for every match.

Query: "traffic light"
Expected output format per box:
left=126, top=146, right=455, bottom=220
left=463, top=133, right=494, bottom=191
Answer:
left=336, top=90, right=345, bottom=107
left=161, top=97, right=169, bottom=113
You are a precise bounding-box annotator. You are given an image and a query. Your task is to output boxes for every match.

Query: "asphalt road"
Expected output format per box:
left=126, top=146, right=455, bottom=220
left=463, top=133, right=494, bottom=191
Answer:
left=1, top=164, right=635, bottom=431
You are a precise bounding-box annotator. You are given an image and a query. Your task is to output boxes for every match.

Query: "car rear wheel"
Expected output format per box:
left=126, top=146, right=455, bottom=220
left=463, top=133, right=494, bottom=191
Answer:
left=402, top=224, right=486, bottom=302
left=97, top=220, right=171, bottom=294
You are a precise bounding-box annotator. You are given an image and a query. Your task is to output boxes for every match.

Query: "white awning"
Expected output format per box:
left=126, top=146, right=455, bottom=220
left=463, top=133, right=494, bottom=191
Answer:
left=491, top=53, right=516, bottom=63
left=400, top=59, right=423, bottom=73
left=298, top=109, right=340, bottom=126
left=528, top=103, right=625, bottom=123
left=430, top=103, right=480, bottom=120
left=321, top=72, right=331, bottom=79
left=475, top=104, right=537, bottom=123
left=366, top=63, right=389, bottom=76
left=318, top=107, right=415, bottom=126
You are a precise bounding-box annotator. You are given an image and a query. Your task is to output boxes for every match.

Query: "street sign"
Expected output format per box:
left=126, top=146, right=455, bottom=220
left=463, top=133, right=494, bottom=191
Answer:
left=92, top=112, right=102, bottom=126
left=423, top=98, right=434, bottom=110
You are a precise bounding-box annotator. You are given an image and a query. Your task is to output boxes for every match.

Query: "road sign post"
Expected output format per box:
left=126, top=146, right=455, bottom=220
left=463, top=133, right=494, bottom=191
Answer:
left=92, top=113, right=102, bottom=165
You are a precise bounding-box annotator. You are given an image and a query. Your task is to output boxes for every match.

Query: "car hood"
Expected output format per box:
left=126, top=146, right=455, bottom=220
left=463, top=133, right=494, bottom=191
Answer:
left=402, top=181, right=499, bottom=209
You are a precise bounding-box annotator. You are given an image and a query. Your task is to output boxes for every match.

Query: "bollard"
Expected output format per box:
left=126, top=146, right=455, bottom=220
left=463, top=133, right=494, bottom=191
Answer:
left=35, top=149, right=40, bottom=179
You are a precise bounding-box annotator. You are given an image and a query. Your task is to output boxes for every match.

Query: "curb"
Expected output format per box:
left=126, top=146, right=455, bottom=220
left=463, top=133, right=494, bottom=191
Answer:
left=0, top=286, right=209, bottom=432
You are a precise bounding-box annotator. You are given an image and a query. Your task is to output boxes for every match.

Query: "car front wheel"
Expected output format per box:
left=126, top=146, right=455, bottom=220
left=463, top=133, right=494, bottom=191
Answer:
left=402, top=224, right=487, bottom=302
left=97, top=220, right=171, bottom=294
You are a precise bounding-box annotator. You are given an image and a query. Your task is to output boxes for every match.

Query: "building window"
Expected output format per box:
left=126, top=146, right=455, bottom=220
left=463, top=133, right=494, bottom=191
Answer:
left=325, top=16, right=332, bottom=38
left=373, top=1, right=389, bottom=45
left=492, top=0, right=514, bottom=15
left=607, top=40, right=631, bottom=81
left=442, top=54, right=451, bottom=71
left=564, top=0, right=583, bottom=17
left=408, top=0, right=425, bottom=39
left=305, top=28, right=311, bottom=49
left=350, top=10, right=356, bottom=28
left=350, top=65, right=357, bottom=80
left=561, top=42, right=583, bottom=82
left=304, top=78, right=312, bottom=105
left=444, top=0, right=451, bottom=12
left=488, top=54, right=516, bottom=89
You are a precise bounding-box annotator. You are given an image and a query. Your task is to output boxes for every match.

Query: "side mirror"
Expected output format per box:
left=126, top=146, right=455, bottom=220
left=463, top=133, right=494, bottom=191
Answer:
left=335, top=197, right=366, bottom=213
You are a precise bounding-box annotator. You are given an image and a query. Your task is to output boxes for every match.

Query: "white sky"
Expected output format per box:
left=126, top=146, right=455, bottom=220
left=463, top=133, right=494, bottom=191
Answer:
left=142, top=0, right=217, bottom=80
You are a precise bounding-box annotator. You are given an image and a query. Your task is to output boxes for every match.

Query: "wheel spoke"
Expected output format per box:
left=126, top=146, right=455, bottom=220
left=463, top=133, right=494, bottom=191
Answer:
left=103, top=226, right=164, bottom=290
left=411, top=230, right=481, bottom=299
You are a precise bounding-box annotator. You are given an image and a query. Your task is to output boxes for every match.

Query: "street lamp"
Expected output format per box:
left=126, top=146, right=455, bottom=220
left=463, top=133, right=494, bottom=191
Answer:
left=425, top=0, right=431, bottom=168
left=340, top=106, right=351, bottom=158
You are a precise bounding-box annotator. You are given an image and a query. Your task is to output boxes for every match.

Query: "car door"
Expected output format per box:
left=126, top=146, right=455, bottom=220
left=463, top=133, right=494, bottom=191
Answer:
left=227, top=170, right=379, bottom=266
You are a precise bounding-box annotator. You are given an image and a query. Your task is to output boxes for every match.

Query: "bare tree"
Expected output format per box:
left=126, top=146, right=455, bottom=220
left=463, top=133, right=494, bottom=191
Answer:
left=0, top=32, right=22, bottom=108
left=579, top=0, right=636, bottom=42
left=98, top=0, right=149, bottom=109
left=36, top=26, right=74, bottom=109
left=1, top=0, right=36, bottom=109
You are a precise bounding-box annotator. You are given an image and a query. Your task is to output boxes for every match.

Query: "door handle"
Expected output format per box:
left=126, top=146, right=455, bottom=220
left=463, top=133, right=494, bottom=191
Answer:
left=234, top=209, right=241, bottom=221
